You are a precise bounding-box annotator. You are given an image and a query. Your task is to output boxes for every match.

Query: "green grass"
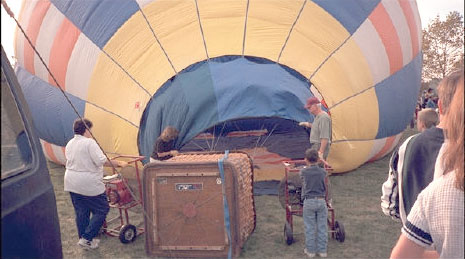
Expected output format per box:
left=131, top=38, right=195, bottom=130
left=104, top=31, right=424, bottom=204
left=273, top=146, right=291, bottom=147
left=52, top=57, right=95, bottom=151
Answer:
left=49, top=128, right=418, bottom=258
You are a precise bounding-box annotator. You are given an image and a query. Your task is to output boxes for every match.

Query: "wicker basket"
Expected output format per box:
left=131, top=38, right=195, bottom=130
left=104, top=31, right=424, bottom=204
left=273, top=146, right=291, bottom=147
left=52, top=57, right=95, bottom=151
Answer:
left=143, top=151, right=256, bottom=258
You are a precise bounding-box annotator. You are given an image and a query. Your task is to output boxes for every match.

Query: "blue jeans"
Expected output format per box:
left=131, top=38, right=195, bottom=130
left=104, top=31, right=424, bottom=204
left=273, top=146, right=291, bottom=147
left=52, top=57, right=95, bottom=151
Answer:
left=70, top=192, right=109, bottom=241
left=303, top=199, right=328, bottom=253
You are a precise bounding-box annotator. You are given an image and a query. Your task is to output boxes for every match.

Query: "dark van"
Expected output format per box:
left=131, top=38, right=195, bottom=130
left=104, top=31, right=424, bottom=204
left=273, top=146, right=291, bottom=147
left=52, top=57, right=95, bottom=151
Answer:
left=1, top=46, right=62, bottom=258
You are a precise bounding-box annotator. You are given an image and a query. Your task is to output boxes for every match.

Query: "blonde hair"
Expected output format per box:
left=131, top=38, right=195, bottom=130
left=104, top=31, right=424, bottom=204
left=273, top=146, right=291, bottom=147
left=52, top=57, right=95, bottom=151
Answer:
left=417, top=108, right=439, bottom=129
left=161, top=126, right=179, bottom=141
left=441, top=70, right=464, bottom=190
left=437, top=70, right=462, bottom=115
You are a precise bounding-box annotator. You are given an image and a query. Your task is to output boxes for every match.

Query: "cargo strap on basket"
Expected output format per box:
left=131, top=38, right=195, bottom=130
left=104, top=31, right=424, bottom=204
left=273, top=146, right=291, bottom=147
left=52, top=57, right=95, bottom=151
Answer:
left=218, top=150, right=232, bottom=259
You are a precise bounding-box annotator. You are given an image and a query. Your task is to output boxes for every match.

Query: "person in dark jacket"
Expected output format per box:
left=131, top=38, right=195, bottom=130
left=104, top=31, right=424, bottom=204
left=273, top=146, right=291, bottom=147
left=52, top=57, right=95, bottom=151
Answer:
left=381, top=71, right=460, bottom=224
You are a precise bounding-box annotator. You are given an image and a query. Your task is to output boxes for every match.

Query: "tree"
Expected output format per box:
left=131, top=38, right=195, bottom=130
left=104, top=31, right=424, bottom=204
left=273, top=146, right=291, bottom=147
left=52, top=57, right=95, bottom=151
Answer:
left=422, top=11, right=464, bottom=82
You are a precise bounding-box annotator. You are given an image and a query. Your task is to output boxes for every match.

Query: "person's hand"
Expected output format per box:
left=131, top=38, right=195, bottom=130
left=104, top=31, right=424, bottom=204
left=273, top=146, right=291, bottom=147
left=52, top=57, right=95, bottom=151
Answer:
left=299, top=122, right=312, bottom=128
left=170, top=150, right=179, bottom=156
left=327, top=199, right=333, bottom=207
left=118, top=161, right=128, bottom=168
left=318, top=151, right=324, bottom=159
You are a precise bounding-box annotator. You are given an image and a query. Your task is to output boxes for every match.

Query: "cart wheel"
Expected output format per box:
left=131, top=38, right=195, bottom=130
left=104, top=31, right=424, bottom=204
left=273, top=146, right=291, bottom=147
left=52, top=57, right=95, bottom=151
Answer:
left=284, top=222, right=293, bottom=245
left=335, top=221, right=345, bottom=242
left=119, top=224, right=137, bottom=243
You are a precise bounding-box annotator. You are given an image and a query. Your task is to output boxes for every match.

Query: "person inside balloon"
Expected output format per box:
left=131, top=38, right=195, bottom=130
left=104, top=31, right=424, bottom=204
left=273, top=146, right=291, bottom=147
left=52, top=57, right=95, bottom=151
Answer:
left=299, top=97, right=332, bottom=161
left=64, top=118, right=128, bottom=249
left=150, top=126, right=179, bottom=162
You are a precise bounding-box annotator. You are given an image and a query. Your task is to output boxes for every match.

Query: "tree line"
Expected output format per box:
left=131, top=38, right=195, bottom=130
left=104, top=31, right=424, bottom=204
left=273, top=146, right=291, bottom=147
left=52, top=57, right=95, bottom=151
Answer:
left=422, top=11, right=464, bottom=84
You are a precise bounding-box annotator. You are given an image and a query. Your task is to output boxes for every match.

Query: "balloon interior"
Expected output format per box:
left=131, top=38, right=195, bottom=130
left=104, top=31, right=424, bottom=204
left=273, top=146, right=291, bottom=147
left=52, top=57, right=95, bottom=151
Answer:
left=14, top=0, right=422, bottom=180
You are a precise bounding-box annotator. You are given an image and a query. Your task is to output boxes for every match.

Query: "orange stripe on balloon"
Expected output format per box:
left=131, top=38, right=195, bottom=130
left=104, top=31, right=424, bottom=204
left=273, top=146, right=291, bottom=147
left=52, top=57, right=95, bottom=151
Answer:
left=398, top=0, right=419, bottom=57
left=24, top=0, right=51, bottom=74
left=369, top=3, right=403, bottom=74
left=368, top=135, right=396, bottom=162
left=48, top=18, right=80, bottom=89
left=43, top=141, right=59, bottom=164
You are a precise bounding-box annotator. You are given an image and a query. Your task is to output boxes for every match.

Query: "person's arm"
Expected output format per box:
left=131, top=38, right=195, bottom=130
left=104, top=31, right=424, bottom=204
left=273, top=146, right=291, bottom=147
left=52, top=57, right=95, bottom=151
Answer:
left=319, top=138, right=329, bottom=158
left=392, top=183, right=437, bottom=259
left=318, top=116, right=331, bottom=158
left=157, top=150, right=178, bottom=158
left=298, top=121, right=312, bottom=128
left=154, top=139, right=178, bottom=159
left=104, top=159, right=127, bottom=168
left=88, top=139, right=128, bottom=169
left=324, top=172, right=330, bottom=204
left=381, top=150, right=400, bottom=220
left=391, top=234, right=439, bottom=259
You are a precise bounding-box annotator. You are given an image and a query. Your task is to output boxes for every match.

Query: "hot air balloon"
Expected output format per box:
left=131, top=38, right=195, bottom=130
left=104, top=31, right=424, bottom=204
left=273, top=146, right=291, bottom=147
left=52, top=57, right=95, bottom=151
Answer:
left=13, top=0, right=422, bottom=180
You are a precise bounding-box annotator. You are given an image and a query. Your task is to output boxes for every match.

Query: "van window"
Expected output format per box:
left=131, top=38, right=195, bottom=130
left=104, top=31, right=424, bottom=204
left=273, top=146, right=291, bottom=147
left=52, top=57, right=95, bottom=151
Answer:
left=1, top=67, right=32, bottom=179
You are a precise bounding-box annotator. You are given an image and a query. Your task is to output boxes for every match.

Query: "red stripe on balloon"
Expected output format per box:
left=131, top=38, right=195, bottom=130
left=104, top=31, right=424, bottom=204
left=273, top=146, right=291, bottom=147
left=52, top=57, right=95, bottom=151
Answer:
left=368, top=135, right=396, bottom=162
left=24, top=0, right=51, bottom=74
left=43, top=141, right=59, bottom=164
left=369, top=3, right=403, bottom=75
left=48, top=18, right=80, bottom=90
left=398, top=0, right=419, bottom=57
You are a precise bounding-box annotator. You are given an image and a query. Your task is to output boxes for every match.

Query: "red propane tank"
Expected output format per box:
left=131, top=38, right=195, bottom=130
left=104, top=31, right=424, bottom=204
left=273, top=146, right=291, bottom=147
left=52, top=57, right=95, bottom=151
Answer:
left=105, top=179, right=133, bottom=206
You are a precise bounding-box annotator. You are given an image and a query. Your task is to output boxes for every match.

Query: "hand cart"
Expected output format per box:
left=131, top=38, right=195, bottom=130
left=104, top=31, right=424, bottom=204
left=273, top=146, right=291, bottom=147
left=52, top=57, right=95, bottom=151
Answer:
left=102, top=155, right=145, bottom=243
left=279, top=159, right=345, bottom=245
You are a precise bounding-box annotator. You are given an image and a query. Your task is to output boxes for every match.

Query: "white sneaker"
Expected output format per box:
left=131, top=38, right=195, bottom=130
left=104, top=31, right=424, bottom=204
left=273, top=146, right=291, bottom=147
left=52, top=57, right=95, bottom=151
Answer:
left=304, top=248, right=316, bottom=258
left=77, top=238, right=100, bottom=246
left=318, top=252, right=327, bottom=257
left=78, top=238, right=98, bottom=249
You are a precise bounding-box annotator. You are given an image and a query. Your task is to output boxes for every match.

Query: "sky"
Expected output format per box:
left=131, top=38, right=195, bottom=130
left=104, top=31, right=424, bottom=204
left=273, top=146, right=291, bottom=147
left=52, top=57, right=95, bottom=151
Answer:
left=1, top=0, right=464, bottom=64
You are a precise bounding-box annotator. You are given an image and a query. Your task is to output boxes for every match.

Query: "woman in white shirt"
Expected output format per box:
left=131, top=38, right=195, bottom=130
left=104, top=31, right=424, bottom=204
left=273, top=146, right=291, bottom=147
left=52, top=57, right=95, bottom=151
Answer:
left=64, top=118, right=127, bottom=250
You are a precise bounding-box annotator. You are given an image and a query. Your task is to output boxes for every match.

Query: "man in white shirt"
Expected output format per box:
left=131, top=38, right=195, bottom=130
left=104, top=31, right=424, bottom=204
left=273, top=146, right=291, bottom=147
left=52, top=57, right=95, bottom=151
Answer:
left=64, top=118, right=127, bottom=249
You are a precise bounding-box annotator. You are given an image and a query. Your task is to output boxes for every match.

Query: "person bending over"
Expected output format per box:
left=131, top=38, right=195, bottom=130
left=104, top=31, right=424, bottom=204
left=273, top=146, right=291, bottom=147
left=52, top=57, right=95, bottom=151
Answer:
left=150, top=126, right=179, bottom=162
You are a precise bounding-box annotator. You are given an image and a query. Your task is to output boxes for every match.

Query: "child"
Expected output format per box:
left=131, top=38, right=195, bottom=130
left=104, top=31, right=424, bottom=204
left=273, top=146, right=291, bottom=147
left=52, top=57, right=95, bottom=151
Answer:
left=300, top=149, right=328, bottom=258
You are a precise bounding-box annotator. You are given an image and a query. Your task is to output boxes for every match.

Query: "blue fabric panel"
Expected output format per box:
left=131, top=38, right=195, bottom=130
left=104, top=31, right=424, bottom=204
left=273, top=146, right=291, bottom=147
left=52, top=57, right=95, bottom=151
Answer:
left=50, top=0, right=139, bottom=49
left=210, top=58, right=311, bottom=122
left=15, top=67, right=85, bottom=146
left=375, top=54, right=422, bottom=139
left=312, top=0, right=380, bottom=34
left=138, top=63, right=219, bottom=163
left=178, top=63, right=219, bottom=143
left=138, top=56, right=314, bottom=162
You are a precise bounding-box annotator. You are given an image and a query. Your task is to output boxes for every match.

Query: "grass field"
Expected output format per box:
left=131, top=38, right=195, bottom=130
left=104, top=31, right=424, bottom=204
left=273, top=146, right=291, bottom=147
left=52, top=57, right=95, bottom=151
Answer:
left=49, top=128, right=418, bottom=258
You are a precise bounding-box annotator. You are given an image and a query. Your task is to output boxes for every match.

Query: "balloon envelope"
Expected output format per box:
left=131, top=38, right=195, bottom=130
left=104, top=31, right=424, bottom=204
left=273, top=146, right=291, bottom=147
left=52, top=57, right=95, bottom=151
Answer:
left=14, top=0, right=422, bottom=178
